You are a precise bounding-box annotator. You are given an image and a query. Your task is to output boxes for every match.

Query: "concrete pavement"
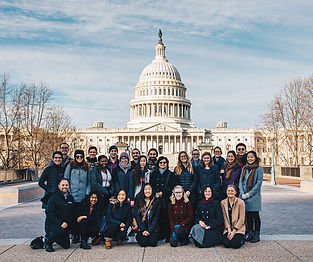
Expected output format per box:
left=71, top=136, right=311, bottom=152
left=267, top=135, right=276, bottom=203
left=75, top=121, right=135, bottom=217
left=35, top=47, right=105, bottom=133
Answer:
left=0, top=182, right=313, bottom=261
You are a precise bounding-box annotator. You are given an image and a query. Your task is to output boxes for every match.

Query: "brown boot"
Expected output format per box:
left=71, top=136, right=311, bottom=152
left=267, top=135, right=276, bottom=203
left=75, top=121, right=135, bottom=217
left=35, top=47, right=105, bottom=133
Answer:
left=105, top=238, right=112, bottom=249
left=117, top=239, right=123, bottom=246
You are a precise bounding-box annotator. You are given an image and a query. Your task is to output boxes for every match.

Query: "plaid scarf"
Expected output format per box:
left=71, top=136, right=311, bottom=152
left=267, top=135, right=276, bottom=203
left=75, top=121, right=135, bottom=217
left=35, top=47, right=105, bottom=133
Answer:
left=241, top=160, right=259, bottom=191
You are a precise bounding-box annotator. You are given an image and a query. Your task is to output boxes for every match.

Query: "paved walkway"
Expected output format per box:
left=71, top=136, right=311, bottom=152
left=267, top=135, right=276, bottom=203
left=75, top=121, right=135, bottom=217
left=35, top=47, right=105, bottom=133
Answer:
left=0, top=183, right=313, bottom=261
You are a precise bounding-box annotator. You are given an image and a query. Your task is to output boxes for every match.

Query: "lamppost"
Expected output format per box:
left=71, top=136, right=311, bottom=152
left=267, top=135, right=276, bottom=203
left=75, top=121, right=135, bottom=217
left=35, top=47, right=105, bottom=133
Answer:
left=271, top=137, right=276, bottom=185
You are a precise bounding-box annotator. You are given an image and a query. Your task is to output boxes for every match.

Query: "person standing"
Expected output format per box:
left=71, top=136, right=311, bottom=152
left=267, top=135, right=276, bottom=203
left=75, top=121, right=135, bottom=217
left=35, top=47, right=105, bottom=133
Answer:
left=168, top=185, right=193, bottom=247
left=236, top=143, right=247, bottom=167
left=130, top=148, right=141, bottom=170
left=108, top=145, right=119, bottom=175
left=197, top=152, right=221, bottom=201
left=150, top=156, right=176, bottom=241
left=212, top=146, right=225, bottom=171
left=86, top=146, right=98, bottom=170
left=174, top=151, right=197, bottom=209
left=191, top=149, right=201, bottom=171
left=147, top=148, right=158, bottom=172
left=135, top=184, right=160, bottom=247
left=44, top=178, right=75, bottom=252
left=220, top=150, right=241, bottom=199
left=47, top=142, right=72, bottom=170
left=190, top=185, right=223, bottom=248
left=114, top=152, right=132, bottom=194
left=221, top=185, right=246, bottom=249
left=64, top=149, right=91, bottom=244
left=239, top=150, right=263, bottom=243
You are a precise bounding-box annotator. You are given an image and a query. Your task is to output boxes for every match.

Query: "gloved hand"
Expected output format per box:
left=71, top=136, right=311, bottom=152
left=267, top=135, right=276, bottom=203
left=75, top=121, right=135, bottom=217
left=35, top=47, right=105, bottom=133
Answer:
left=241, top=193, right=250, bottom=200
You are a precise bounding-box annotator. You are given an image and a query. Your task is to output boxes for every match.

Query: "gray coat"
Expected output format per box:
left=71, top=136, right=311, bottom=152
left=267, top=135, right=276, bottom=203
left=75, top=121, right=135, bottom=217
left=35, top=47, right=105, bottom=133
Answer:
left=239, top=166, right=263, bottom=212
left=64, top=164, right=91, bottom=203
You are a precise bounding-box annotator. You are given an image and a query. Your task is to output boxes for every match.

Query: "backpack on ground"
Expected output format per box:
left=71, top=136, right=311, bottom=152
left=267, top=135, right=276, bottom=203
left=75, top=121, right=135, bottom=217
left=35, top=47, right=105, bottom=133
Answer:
left=30, top=236, right=44, bottom=249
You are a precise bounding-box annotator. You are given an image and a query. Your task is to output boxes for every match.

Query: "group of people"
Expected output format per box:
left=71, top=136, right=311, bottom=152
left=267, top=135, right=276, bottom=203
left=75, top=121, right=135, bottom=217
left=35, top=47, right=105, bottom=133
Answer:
left=38, top=142, right=263, bottom=252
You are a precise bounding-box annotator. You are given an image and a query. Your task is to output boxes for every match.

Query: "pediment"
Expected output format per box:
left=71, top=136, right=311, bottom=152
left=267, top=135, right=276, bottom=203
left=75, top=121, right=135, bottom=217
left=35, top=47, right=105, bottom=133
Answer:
left=139, top=123, right=182, bottom=133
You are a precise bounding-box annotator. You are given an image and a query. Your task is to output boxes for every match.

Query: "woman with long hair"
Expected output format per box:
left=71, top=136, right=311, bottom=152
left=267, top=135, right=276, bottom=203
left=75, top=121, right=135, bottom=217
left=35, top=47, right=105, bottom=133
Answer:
left=174, top=151, right=197, bottom=209
left=104, top=188, right=132, bottom=249
left=197, top=152, right=221, bottom=201
left=150, top=156, right=176, bottom=241
left=190, top=185, right=223, bottom=248
left=220, top=150, right=241, bottom=199
left=221, top=185, right=246, bottom=249
left=239, top=150, right=263, bottom=243
left=134, top=184, right=160, bottom=247
left=76, top=191, right=103, bottom=249
left=64, top=149, right=91, bottom=244
left=168, top=185, right=193, bottom=247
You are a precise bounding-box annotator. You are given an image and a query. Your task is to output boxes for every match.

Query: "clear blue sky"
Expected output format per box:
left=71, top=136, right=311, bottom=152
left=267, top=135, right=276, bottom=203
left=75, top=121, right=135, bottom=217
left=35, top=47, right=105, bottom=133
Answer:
left=1, top=1, right=313, bottom=129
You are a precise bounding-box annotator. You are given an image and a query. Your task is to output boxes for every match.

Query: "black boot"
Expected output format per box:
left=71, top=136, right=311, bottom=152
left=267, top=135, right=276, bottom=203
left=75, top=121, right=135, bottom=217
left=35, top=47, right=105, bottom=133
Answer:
left=250, top=231, right=260, bottom=243
left=80, top=237, right=91, bottom=249
left=72, top=234, right=80, bottom=244
left=44, top=239, right=55, bottom=252
left=245, top=230, right=254, bottom=242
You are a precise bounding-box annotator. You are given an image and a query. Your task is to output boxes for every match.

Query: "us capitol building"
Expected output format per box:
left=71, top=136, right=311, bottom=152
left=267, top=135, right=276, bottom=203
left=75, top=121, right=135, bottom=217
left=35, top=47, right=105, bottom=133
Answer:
left=74, top=31, right=260, bottom=162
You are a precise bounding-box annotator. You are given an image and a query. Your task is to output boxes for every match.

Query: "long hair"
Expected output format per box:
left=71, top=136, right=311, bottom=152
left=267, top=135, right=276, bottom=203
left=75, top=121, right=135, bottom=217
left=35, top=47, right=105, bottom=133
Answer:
left=175, top=151, right=194, bottom=175
left=201, top=185, right=215, bottom=200
left=132, top=155, right=147, bottom=187
left=136, top=183, right=155, bottom=213
left=200, top=151, right=213, bottom=168
left=170, top=185, right=189, bottom=204
left=70, top=158, right=89, bottom=171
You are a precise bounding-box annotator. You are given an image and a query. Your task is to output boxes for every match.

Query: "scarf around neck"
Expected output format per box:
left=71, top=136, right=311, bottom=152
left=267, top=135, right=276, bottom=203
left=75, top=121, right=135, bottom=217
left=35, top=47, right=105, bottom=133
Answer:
left=241, top=161, right=259, bottom=191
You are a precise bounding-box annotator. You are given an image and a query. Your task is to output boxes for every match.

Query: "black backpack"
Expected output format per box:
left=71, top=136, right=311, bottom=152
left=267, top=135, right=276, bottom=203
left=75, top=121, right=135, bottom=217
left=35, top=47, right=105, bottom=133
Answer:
left=30, top=236, right=44, bottom=249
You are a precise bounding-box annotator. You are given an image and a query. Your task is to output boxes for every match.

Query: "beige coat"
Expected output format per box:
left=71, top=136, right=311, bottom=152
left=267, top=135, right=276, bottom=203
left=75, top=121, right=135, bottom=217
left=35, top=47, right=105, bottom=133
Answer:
left=221, top=197, right=246, bottom=235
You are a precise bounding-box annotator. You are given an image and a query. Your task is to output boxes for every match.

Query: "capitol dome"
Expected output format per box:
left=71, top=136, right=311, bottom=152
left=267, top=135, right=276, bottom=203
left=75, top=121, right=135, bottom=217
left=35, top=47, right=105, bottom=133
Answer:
left=127, top=30, right=194, bottom=129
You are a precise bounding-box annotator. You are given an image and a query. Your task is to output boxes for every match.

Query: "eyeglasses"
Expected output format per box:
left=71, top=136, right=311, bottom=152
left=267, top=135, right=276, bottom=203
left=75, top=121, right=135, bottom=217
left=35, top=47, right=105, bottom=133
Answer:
left=180, top=155, right=187, bottom=158
left=237, top=148, right=245, bottom=151
left=89, top=151, right=97, bottom=154
left=76, top=155, right=84, bottom=159
left=61, top=147, right=69, bottom=150
left=159, top=161, right=167, bottom=165
left=54, top=157, right=62, bottom=159
left=192, top=153, right=199, bottom=156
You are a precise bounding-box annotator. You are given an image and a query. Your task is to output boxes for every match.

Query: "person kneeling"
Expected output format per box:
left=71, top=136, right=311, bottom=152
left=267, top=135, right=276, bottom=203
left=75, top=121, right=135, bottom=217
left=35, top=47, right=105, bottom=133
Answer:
left=104, top=189, right=132, bottom=249
left=190, top=185, right=223, bottom=248
left=45, top=178, right=75, bottom=252
left=168, top=185, right=193, bottom=247
left=76, top=191, right=102, bottom=249
left=135, top=184, right=160, bottom=247
left=221, top=185, right=245, bottom=249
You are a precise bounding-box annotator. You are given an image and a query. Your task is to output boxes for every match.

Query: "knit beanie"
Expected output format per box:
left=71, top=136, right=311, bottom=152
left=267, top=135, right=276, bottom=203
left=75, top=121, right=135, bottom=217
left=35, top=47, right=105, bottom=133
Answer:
left=74, top=149, right=85, bottom=158
left=109, top=145, right=118, bottom=153
left=119, top=152, right=130, bottom=161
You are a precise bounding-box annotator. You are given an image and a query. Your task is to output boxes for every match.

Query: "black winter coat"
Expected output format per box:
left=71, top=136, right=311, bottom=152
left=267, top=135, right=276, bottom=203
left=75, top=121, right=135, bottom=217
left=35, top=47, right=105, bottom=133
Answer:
left=197, top=166, right=221, bottom=199
left=105, top=201, right=132, bottom=229
left=76, top=197, right=102, bottom=228
left=39, top=164, right=64, bottom=193
left=196, top=199, right=223, bottom=230
left=91, top=166, right=114, bottom=197
left=135, top=198, right=160, bottom=234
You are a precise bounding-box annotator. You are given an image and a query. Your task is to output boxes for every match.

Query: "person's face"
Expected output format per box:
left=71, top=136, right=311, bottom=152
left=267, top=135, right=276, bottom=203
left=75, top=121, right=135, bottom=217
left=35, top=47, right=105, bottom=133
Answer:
left=192, top=151, right=200, bottom=161
left=202, top=155, right=211, bottom=166
left=139, top=157, right=147, bottom=169
left=132, top=150, right=140, bottom=161
left=53, top=154, right=63, bottom=166
left=214, top=148, right=222, bottom=157
left=174, top=188, right=183, bottom=201
left=121, top=157, right=129, bottom=165
left=226, top=187, right=237, bottom=198
left=110, top=149, right=118, bottom=158
left=227, top=153, right=235, bottom=164
left=90, top=194, right=98, bottom=206
left=236, top=146, right=246, bottom=156
left=247, top=153, right=256, bottom=164
left=144, top=185, right=153, bottom=198
left=58, top=180, right=69, bottom=194
left=158, top=159, right=168, bottom=169
left=88, top=149, right=97, bottom=158
left=99, top=158, right=108, bottom=167
left=148, top=150, right=158, bottom=159
left=117, top=190, right=126, bottom=203
left=179, top=153, right=188, bottom=164
left=60, top=144, right=69, bottom=156
left=204, top=187, right=212, bottom=200
left=75, top=154, right=84, bottom=163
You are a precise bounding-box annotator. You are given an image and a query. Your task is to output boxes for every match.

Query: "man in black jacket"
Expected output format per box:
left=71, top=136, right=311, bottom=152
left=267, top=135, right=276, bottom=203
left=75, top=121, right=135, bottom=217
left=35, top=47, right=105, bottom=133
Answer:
left=45, top=178, right=75, bottom=252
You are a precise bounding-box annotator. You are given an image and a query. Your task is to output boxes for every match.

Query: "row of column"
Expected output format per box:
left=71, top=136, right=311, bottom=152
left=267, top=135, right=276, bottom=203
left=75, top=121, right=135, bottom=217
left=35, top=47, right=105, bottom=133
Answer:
left=116, top=134, right=207, bottom=154
left=130, top=102, right=190, bottom=119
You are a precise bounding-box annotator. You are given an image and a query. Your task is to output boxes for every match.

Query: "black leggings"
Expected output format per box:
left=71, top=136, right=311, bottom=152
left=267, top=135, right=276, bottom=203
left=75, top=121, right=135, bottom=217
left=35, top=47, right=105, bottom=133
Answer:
left=247, top=211, right=261, bottom=231
left=105, top=223, right=128, bottom=240
left=222, top=233, right=245, bottom=249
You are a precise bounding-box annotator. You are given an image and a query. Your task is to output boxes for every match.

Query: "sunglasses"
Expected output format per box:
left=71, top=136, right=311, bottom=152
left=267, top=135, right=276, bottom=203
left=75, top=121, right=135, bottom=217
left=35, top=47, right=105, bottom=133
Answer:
left=237, top=148, right=245, bottom=151
left=76, top=155, right=84, bottom=159
left=159, top=161, right=167, bottom=164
